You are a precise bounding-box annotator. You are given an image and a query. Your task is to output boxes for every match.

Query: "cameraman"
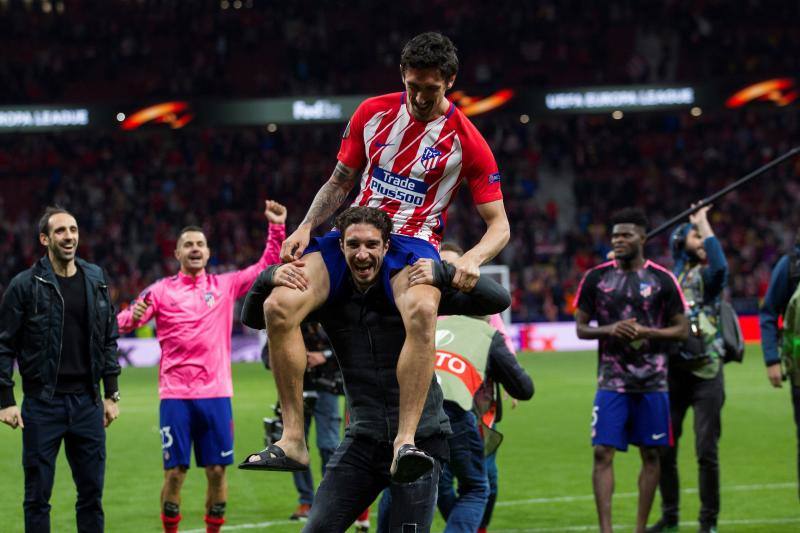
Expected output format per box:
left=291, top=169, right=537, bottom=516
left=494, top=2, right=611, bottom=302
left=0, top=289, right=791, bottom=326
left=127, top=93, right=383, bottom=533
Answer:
left=648, top=205, right=728, bottom=533
left=262, top=322, right=342, bottom=521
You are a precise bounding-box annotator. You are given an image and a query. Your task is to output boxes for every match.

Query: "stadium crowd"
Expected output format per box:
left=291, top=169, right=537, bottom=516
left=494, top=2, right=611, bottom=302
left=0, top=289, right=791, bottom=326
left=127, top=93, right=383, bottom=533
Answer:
left=1, top=0, right=799, bottom=103
left=1, top=106, right=798, bottom=323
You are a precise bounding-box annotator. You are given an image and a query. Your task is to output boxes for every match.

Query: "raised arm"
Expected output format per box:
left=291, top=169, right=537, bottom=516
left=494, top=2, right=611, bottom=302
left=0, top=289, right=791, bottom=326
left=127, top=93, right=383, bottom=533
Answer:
left=692, top=205, right=728, bottom=300
left=281, top=162, right=360, bottom=262
left=229, top=200, right=288, bottom=298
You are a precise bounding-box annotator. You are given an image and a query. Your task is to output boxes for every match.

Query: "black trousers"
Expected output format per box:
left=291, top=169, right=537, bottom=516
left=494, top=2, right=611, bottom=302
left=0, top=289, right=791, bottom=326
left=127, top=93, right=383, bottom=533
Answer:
left=21, top=393, right=106, bottom=533
left=792, top=385, right=800, bottom=500
left=658, top=367, right=724, bottom=528
left=303, top=435, right=440, bottom=533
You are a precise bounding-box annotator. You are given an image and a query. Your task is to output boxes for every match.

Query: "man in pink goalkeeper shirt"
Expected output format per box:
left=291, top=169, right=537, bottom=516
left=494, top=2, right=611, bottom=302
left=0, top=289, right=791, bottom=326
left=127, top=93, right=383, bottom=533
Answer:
left=117, top=200, right=286, bottom=533
left=244, top=31, right=510, bottom=485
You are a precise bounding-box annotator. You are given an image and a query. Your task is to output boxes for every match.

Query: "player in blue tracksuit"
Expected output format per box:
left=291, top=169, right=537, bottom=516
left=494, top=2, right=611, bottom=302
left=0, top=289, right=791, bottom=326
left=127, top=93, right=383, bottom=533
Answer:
left=760, top=232, right=800, bottom=500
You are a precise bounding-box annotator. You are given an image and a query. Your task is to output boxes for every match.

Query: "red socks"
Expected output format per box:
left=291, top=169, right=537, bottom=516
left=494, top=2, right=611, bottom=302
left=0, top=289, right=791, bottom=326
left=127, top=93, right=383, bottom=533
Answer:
left=205, top=514, right=225, bottom=533
left=161, top=513, right=181, bottom=533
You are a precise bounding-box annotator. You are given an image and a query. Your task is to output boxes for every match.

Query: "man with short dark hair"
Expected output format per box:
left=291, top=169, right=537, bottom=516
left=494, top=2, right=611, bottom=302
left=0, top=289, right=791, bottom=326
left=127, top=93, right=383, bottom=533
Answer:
left=254, top=31, right=510, bottom=481
left=575, top=208, right=688, bottom=533
left=0, top=206, right=121, bottom=533
left=116, top=200, right=286, bottom=533
left=240, top=206, right=511, bottom=532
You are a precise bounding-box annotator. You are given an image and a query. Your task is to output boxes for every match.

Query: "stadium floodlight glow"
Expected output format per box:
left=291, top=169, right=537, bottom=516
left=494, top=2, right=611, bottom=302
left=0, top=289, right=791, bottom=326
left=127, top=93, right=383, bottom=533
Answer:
left=449, top=89, right=515, bottom=117
left=690, top=107, right=702, bottom=117
left=121, top=102, right=194, bottom=130
left=612, top=110, right=623, bottom=120
left=233, top=0, right=242, bottom=8
left=267, top=123, right=277, bottom=132
left=725, top=78, right=797, bottom=108
left=220, top=0, right=229, bottom=9
left=116, top=112, right=126, bottom=122
left=41, top=1, right=52, bottom=13
left=519, top=114, right=530, bottom=124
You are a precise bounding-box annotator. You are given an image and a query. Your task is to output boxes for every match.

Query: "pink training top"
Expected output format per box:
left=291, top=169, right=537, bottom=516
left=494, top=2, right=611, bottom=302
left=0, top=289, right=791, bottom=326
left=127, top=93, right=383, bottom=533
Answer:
left=117, top=223, right=285, bottom=399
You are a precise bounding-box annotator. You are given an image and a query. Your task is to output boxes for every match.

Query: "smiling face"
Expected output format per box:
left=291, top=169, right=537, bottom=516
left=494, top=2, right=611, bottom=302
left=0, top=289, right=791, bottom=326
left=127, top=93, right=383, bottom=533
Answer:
left=402, top=66, right=455, bottom=121
left=340, top=223, right=389, bottom=291
left=40, top=212, right=79, bottom=265
left=175, top=230, right=210, bottom=276
left=611, top=223, right=645, bottom=261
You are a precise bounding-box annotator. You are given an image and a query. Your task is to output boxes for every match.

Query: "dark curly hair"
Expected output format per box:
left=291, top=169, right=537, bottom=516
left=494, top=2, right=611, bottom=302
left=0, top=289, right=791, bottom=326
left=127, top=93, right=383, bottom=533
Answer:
left=400, top=32, right=459, bottom=79
left=335, top=206, right=393, bottom=243
left=610, top=207, right=649, bottom=231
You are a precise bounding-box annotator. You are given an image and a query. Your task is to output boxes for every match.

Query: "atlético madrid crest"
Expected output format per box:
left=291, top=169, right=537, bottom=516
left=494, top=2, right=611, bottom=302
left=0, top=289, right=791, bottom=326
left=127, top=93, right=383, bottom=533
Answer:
left=421, top=146, right=442, bottom=170
left=204, top=292, right=216, bottom=308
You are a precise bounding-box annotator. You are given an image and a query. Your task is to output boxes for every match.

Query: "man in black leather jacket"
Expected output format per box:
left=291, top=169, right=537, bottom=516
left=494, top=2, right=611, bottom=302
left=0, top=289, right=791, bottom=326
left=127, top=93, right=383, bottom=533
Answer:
left=239, top=206, right=510, bottom=533
left=0, top=206, right=121, bottom=533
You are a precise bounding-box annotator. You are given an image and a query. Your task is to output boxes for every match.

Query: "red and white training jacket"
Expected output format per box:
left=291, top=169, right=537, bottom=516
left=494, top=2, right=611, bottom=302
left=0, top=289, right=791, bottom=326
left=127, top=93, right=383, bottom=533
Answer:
left=337, top=92, right=503, bottom=248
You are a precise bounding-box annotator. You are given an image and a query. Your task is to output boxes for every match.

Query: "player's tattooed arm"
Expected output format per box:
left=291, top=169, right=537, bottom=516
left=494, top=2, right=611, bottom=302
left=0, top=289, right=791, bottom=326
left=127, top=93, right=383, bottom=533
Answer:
left=300, top=162, right=359, bottom=229
left=282, top=162, right=360, bottom=262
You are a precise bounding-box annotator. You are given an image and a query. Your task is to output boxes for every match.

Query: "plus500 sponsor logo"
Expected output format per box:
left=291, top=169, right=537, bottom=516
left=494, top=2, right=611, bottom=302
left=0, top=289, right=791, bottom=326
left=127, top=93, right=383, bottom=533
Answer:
left=370, top=167, right=428, bottom=206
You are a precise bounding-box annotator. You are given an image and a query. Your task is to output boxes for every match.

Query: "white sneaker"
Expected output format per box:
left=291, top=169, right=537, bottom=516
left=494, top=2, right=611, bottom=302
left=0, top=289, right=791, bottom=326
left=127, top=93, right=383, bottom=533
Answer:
left=354, top=519, right=370, bottom=532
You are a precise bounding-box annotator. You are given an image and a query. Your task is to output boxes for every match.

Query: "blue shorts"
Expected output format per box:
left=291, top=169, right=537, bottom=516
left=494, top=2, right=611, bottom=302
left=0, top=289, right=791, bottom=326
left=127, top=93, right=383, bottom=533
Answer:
left=591, top=390, right=672, bottom=451
left=159, top=398, right=234, bottom=469
left=305, top=230, right=440, bottom=305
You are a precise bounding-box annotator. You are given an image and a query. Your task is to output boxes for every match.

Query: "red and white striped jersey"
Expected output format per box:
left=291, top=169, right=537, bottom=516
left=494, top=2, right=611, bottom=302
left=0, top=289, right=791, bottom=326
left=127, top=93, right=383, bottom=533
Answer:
left=337, top=92, right=503, bottom=248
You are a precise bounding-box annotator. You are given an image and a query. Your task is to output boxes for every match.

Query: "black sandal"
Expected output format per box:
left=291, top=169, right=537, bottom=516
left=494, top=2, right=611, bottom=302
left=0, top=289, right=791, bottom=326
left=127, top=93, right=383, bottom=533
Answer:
left=391, top=444, right=434, bottom=483
left=237, top=444, right=309, bottom=472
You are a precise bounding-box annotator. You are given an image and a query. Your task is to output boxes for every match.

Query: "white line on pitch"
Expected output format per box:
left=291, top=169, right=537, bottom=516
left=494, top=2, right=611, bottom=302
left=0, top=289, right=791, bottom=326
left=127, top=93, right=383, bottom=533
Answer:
left=495, top=481, right=797, bottom=507
left=183, top=519, right=295, bottom=532
left=182, top=482, right=798, bottom=532
left=492, top=516, right=800, bottom=532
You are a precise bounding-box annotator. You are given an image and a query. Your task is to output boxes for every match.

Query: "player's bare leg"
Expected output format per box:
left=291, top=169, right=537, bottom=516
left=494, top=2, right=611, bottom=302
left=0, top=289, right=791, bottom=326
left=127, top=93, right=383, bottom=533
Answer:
left=636, top=446, right=660, bottom=533
left=161, top=466, right=187, bottom=531
left=161, top=466, right=187, bottom=507
left=204, top=465, right=227, bottom=530
left=390, top=266, right=441, bottom=473
left=262, top=252, right=329, bottom=465
left=593, top=445, right=615, bottom=533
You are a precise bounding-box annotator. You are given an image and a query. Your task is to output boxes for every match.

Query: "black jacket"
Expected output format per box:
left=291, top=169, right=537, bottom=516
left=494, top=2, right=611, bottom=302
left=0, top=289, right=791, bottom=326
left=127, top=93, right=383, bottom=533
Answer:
left=0, top=255, right=121, bottom=407
left=242, top=262, right=511, bottom=443
left=485, top=331, right=534, bottom=401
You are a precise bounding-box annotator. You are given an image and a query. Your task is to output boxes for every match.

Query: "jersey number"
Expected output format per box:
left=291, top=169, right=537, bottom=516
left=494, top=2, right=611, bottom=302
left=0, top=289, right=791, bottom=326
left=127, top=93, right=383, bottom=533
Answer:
left=160, top=426, right=174, bottom=449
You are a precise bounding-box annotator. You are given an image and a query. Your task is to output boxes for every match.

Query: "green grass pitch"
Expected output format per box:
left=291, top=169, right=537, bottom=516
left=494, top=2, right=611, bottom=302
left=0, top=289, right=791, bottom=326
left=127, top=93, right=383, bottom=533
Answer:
left=1, top=346, right=798, bottom=532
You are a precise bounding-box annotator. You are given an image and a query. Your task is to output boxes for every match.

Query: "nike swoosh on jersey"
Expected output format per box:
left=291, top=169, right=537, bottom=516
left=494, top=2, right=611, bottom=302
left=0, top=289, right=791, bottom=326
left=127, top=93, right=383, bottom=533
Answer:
left=220, top=450, right=234, bottom=457
left=651, top=433, right=666, bottom=440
